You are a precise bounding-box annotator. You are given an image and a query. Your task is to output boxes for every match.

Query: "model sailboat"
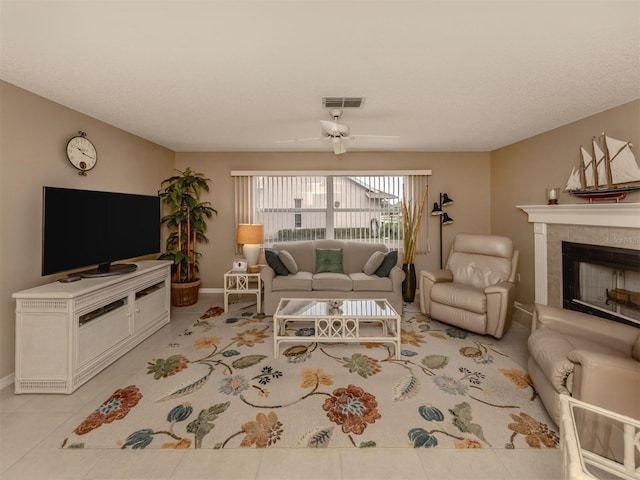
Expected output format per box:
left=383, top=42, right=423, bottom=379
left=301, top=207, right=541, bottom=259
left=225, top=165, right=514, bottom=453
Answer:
left=565, top=133, right=640, bottom=202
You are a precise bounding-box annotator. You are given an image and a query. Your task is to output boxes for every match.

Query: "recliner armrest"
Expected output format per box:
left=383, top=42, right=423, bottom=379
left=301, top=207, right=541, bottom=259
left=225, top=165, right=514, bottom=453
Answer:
left=485, top=281, right=516, bottom=339
left=421, top=269, right=453, bottom=284
left=419, top=269, right=452, bottom=315
left=484, top=281, right=514, bottom=295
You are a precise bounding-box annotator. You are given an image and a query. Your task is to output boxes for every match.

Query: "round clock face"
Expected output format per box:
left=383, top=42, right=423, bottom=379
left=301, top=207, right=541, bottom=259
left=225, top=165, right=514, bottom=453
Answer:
left=66, top=135, right=97, bottom=172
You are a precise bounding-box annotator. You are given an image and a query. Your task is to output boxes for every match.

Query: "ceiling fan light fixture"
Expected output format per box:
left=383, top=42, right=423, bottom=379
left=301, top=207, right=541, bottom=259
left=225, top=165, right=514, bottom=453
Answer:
left=333, top=141, right=347, bottom=156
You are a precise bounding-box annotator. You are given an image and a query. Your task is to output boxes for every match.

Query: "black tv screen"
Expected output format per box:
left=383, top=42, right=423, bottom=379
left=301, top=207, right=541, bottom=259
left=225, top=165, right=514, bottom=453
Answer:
left=42, top=186, right=161, bottom=277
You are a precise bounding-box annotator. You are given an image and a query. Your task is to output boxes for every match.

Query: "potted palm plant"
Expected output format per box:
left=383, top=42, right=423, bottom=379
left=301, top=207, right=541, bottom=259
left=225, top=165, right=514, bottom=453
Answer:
left=401, top=185, right=429, bottom=302
left=158, top=168, right=217, bottom=306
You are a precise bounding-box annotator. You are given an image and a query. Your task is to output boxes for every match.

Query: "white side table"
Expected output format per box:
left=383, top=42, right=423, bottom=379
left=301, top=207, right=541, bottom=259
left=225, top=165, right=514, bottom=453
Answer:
left=224, top=270, right=262, bottom=313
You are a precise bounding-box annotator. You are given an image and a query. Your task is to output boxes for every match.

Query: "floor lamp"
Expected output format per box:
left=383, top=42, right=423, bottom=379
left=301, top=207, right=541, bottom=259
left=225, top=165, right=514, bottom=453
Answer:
left=430, top=193, right=454, bottom=269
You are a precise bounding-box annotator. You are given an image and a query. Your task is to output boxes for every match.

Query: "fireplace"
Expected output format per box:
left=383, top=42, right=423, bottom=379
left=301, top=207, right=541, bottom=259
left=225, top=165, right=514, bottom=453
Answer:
left=562, top=241, right=640, bottom=327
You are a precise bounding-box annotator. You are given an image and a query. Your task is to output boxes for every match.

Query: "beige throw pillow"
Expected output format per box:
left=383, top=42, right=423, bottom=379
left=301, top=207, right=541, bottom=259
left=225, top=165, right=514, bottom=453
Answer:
left=363, top=251, right=386, bottom=275
left=278, top=250, right=298, bottom=274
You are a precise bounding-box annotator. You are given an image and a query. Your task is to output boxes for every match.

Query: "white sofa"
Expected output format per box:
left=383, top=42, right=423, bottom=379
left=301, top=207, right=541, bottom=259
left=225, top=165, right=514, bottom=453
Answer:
left=260, top=240, right=405, bottom=315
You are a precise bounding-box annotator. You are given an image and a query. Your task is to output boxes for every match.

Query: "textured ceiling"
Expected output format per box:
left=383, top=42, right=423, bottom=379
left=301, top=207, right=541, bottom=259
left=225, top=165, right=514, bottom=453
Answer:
left=1, top=1, right=639, bottom=153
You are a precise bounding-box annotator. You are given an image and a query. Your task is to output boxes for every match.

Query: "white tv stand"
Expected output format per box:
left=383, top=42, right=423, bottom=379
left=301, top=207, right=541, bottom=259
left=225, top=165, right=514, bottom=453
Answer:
left=13, top=260, right=171, bottom=394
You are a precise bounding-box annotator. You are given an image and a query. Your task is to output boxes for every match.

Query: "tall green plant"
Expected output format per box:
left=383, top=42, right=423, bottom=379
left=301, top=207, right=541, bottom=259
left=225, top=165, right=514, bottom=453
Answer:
left=158, top=168, right=217, bottom=283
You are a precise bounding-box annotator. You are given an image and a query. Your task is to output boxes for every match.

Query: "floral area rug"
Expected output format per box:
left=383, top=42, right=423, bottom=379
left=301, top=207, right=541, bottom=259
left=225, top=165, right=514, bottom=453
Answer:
left=61, top=302, right=559, bottom=450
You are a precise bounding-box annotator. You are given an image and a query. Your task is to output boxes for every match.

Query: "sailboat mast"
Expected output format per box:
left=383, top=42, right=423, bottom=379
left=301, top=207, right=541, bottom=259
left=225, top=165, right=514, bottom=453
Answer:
left=591, top=137, right=600, bottom=187
left=579, top=146, right=587, bottom=188
left=601, top=132, right=614, bottom=186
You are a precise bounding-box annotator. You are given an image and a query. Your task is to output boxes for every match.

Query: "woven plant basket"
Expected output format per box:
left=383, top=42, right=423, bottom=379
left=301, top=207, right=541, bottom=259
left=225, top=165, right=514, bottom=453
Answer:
left=171, top=279, right=201, bottom=307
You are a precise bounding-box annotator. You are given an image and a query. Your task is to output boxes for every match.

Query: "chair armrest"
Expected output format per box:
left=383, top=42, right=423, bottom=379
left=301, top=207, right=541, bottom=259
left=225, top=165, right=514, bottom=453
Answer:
left=421, top=269, right=453, bottom=284
left=260, top=266, right=275, bottom=291
left=389, top=265, right=406, bottom=287
left=568, top=349, right=640, bottom=419
left=485, top=281, right=514, bottom=295
left=485, top=281, right=517, bottom=339
left=419, top=269, right=452, bottom=315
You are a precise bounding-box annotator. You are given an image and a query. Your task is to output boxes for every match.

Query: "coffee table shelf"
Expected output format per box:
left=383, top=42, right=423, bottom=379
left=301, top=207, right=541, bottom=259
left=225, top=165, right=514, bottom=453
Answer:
left=273, top=298, right=401, bottom=359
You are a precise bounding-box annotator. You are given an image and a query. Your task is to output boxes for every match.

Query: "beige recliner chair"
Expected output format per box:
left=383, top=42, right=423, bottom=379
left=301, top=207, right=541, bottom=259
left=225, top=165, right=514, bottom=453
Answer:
left=528, top=304, right=640, bottom=426
left=419, top=233, right=519, bottom=339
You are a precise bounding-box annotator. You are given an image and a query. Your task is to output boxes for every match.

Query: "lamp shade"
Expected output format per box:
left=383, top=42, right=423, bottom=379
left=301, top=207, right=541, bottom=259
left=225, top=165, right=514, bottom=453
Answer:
left=236, top=224, right=264, bottom=245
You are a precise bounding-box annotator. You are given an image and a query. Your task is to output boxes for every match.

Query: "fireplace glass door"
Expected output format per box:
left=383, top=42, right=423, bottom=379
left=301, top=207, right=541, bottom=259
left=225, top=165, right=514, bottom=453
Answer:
left=562, top=241, right=640, bottom=327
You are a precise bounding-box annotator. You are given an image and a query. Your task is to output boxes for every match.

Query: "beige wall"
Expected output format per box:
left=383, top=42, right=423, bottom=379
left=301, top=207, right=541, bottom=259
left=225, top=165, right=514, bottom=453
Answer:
left=0, top=81, right=175, bottom=381
left=175, top=152, right=491, bottom=291
left=491, top=99, right=640, bottom=304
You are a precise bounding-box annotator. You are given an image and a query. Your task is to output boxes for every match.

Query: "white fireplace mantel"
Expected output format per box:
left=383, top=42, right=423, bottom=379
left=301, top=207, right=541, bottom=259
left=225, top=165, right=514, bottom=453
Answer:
left=518, top=203, right=640, bottom=304
left=518, top=203, right=640, bottom=229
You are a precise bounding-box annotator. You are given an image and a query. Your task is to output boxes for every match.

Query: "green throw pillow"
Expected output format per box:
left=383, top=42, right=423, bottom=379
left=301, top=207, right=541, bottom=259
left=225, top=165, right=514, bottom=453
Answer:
left=375, top=250, right=397, bottom=277
left=265, top=248, right=289, bottom=276
left=315, top=248, right=343, bottom=274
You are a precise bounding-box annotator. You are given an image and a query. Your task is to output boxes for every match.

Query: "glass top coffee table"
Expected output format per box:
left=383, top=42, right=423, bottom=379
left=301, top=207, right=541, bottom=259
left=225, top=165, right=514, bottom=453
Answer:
left=273, top=298, right=401, bottom=359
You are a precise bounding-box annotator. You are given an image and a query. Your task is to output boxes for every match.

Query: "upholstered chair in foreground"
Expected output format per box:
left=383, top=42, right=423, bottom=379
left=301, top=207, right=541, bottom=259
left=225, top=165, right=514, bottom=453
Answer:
left=528, top=304, right=640, bottom=426
left=419, top=233, right=519, bottom=339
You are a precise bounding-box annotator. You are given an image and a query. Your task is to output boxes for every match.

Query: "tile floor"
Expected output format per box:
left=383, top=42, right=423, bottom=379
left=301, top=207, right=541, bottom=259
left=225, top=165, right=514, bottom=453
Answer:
left=0, top=293, right=563, bottom=479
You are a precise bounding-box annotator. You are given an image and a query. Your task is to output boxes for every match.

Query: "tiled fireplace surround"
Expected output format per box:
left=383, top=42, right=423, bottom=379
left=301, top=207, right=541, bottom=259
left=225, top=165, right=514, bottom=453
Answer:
left=519, top=203, right=640, bottom=311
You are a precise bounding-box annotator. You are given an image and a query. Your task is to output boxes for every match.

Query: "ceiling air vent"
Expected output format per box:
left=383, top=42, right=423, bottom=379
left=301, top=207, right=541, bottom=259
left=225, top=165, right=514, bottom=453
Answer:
left=322, top=97, right=365, bottom=109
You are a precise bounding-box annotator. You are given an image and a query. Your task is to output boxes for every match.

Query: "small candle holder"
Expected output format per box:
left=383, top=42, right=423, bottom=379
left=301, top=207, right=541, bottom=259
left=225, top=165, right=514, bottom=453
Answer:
left=546, top=187, right=560, bottom=205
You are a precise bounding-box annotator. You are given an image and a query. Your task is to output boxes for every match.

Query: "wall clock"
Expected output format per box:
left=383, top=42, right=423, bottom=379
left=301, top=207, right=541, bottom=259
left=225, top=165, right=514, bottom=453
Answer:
left=66, top=131, right=97, bottom=176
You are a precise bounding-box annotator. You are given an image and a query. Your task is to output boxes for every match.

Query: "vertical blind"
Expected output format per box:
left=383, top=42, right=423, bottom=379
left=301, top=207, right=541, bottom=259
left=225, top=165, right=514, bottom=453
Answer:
left=232, top=170, right=431, bottom=259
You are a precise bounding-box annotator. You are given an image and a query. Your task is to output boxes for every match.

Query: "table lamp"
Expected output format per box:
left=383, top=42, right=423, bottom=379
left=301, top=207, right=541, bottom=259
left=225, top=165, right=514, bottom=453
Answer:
left=236, top=224, right=264, bottom=266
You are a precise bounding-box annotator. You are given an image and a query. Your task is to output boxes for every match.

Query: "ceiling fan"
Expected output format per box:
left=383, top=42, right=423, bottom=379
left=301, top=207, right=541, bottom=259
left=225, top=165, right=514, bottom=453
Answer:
left=277, top=109, right=399, bottom=156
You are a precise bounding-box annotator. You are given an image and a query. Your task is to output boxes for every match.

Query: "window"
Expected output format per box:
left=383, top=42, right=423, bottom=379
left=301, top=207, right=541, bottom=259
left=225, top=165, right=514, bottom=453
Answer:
left=232, top=170, right=431, bottom=254
left=294, top=198, right=302, bottom=228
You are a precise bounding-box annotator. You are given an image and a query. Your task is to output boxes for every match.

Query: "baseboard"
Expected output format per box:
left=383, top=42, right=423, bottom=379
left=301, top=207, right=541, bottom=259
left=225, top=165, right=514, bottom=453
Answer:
left=0, top=373, right=14, bottom=391
left=199, top=288, right=224, bottom=294
left=513, top=301, right=534, bottom=329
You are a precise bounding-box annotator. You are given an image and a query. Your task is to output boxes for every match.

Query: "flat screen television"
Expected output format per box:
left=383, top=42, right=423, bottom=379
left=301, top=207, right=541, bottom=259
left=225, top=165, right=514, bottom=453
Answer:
left=42, top=186, right=161, bottom=277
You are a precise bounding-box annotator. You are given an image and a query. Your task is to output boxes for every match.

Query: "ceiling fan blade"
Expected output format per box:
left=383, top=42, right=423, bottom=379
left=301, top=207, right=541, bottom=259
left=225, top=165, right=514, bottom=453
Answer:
left=349, top=135, right=400, bottom=143
left=276, top=137, right=324, bottom=144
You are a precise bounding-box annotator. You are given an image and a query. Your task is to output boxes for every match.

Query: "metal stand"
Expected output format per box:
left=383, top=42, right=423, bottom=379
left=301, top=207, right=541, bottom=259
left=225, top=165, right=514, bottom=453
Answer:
left=431, top=193, right=454, bottom=269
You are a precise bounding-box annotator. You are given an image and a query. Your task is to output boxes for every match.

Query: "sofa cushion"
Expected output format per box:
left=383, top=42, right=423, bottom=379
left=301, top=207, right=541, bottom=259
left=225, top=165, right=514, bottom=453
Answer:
left=272, top=241, right=315, bottom=273
left=272, top=272, right=313, bottom=291
left=350, top=273, right=393, bottom=292
left=312, top=273, right=352, bottom=291
left=375, top=250, right=398, bottom=277
left=278, top=250, right=298, bottom=274
left=342, top=242, right=387, bottom=274
left=265, top=248, right=289, bottom=276
left=363, top=251, right=385, bottom=275
left=316, top=248, right=343, bottom=273
left=431, top=282, right=486, bottom=314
